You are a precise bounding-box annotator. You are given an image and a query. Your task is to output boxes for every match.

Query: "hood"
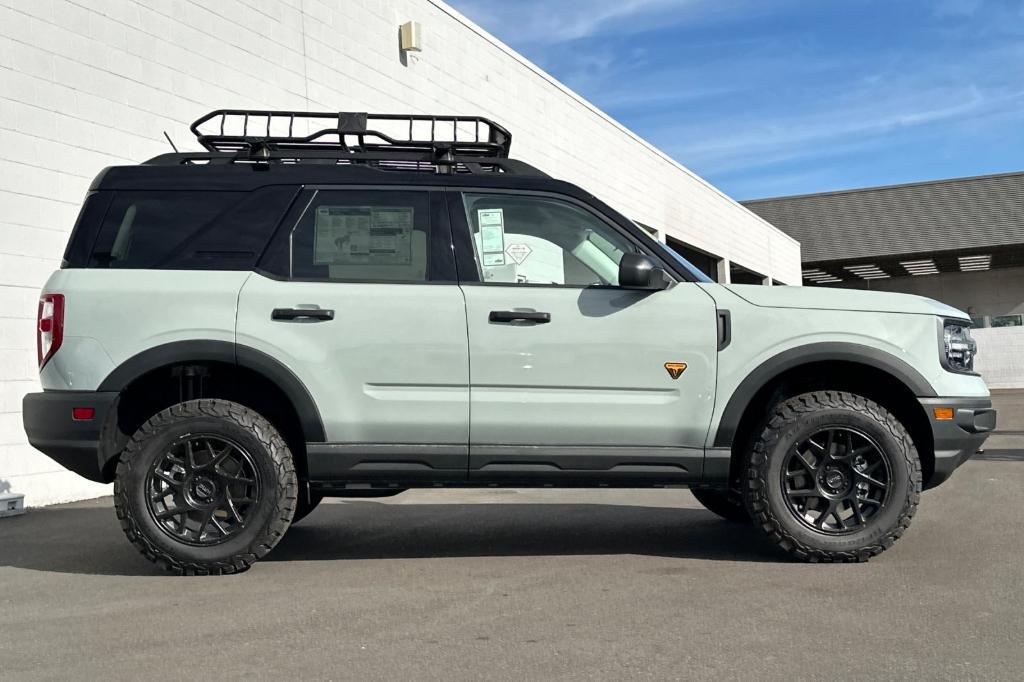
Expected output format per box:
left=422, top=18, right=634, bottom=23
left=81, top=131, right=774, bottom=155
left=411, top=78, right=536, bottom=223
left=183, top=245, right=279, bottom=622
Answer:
left=722, top=284, right=968, bottom=318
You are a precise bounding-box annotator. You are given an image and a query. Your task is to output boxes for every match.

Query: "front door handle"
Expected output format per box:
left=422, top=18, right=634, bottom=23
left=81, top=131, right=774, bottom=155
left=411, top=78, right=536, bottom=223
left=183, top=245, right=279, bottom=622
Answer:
left=489, top=310, right=551, bottom=324
left=271, top=308, right=335, bottom=322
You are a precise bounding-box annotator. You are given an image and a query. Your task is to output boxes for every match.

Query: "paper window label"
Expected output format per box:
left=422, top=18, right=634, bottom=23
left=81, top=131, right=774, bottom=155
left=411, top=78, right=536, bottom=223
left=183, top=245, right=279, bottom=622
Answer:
left=313, top=206, right=414, bottom=265
left=478, top=208, right=506, bottom=265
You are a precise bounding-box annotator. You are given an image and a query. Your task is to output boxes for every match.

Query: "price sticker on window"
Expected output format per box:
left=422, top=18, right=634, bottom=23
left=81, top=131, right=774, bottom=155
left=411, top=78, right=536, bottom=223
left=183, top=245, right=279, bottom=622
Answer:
left=478, top=208, right=506, bottom=266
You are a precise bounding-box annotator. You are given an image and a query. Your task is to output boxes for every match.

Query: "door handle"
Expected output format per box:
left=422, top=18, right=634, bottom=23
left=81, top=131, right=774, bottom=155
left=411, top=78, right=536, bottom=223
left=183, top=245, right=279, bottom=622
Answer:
left=271, top=308, right=335, bottom=322
left=488, top=310, right=551, bottom=324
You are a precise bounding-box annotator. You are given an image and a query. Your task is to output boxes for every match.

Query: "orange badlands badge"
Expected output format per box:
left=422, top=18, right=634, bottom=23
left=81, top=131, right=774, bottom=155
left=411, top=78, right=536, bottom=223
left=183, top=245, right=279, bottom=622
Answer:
left=664, top=362, right=687, bottom=379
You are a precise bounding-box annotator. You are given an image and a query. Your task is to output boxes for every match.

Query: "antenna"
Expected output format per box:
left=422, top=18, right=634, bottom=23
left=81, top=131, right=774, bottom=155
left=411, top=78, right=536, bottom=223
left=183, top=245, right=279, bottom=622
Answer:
left=163, top=131, right=179, bottom=153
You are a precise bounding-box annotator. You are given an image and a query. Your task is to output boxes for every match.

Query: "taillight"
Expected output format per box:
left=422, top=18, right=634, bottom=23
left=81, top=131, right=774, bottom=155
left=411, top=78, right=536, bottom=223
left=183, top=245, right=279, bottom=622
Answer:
left=37, top=293, right=64, bottom=369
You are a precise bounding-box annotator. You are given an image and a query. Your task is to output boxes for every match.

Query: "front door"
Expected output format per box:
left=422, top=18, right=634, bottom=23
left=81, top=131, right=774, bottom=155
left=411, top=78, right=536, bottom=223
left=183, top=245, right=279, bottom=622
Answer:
left=236, top=188, right=469, bottom=483
left=449, top=190, right=719, bottom=483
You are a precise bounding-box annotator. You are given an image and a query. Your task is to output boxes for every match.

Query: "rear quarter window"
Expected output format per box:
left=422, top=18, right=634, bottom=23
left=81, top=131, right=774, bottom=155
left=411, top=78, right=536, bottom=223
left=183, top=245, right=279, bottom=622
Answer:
left=62, top=191, right=113, bottom=268
left=84, top=187, right=297, bottom=270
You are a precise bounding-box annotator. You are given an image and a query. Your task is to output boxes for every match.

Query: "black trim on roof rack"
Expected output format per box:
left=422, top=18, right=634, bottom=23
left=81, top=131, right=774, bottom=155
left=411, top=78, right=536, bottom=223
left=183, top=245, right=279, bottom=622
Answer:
left=154, top=109, right=538, bottom=176
left=192, top=110, right=511, bottom=156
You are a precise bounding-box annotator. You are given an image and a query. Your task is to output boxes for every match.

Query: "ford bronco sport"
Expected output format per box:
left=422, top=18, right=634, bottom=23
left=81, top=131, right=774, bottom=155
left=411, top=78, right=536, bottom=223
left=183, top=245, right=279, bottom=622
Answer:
left=22, top=110, right=996, bottom=574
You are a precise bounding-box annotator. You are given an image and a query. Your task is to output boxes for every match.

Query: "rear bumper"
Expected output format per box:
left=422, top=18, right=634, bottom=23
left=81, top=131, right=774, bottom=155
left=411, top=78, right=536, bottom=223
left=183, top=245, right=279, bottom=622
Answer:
left=22, top=391, right=118, bottom=483
left=919, top=397, right=996, bottom=489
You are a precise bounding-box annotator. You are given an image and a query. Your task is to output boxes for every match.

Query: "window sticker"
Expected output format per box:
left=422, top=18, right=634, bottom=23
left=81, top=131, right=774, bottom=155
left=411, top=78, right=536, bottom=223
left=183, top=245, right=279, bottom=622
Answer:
left=505, top=242, right=532, bottom=265
left=313, top=206, right=414, bottom=265
left=478, top=208, right=506, bottom=266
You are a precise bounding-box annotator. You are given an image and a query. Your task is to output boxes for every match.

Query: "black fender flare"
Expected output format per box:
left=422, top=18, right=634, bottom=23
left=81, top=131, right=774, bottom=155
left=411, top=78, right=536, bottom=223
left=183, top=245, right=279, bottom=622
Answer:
left=97, top=340, right=326, bottom=442
left=712, top=342, right=936, bottom=448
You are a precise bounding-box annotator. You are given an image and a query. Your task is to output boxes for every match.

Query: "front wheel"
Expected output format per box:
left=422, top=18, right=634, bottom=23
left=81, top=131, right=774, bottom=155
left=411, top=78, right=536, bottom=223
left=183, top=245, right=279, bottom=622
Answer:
left=114, top=399, right=298, bottom=575
left=744, top=391, right=921, bottom=562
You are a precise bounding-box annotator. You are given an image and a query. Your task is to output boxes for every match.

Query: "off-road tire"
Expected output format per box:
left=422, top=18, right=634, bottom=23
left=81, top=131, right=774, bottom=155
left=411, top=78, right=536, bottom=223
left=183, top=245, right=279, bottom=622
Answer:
left=691, top=488, right=750, bottom=523
left=292, top=490, right=323, bottom=524
left=744, top=390, right=921, bottom=562
left=113, top=399, right=297, bottom=575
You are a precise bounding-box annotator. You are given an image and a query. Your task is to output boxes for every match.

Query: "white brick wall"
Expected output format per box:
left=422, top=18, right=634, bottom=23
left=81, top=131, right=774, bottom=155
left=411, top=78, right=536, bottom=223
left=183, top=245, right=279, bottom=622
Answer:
left=973, top=327, right=1024, bottom=389
left=0, top=0, right=801, bottom=506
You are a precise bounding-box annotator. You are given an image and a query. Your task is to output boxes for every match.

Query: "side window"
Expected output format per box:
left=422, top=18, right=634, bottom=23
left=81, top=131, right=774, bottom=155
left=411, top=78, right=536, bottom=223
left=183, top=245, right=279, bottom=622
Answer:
left=289, top=190, right=430, bottom=282
left=88, top=188, right=296, bottom=270
left=461, top=193, right=637, bottom=286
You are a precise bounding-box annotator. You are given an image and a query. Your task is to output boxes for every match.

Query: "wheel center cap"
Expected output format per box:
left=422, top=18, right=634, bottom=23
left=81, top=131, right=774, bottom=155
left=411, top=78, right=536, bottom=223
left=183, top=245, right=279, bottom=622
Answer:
left=823, top=467, right=848, bottom=492
left=192, top=476, right=217, bottom=500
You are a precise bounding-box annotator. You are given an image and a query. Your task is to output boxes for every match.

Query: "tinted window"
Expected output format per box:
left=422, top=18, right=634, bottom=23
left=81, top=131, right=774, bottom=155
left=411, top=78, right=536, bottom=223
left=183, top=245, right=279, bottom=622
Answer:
left=62, top=191, right=113, bottom=268
left=88, top=188, right=296, bottom=270
left=288, top=190, right=431, bottom=282
left=461, top=193, right=637, bottom=286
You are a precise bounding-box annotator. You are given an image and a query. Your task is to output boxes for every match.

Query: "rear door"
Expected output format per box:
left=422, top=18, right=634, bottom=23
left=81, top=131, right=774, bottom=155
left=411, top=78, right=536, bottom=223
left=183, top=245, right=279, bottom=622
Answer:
left=448, top=189, right=719, bottom=484
left=236, top=187, right=470, bottom=483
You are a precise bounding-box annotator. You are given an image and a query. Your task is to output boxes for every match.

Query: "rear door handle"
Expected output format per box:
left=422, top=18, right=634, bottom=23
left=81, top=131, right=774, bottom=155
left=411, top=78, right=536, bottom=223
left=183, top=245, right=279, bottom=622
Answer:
left=489, top=310, right=551, bottom=324
left=271, top=308, right=335, bottom=322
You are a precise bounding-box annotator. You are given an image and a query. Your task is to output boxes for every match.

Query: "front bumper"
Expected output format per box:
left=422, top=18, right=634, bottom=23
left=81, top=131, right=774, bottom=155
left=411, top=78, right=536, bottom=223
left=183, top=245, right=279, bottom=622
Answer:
left=919, top=397, right=996, bottom=489
left=22, top=391, right=119, bottom=483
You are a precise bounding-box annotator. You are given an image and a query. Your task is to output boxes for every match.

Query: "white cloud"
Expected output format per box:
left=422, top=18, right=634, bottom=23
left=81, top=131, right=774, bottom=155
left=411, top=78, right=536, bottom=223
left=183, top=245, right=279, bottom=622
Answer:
left=669, top=82, right=1024, bottom=176
left=450, top=0, right=704, bottom=45
left=933, top=0, right=986, bottom=17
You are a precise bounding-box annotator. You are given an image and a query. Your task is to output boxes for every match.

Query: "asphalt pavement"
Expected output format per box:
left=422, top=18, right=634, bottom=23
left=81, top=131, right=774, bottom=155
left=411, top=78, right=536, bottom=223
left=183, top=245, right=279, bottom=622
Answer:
left=1, top=394, right=1022, bottom=680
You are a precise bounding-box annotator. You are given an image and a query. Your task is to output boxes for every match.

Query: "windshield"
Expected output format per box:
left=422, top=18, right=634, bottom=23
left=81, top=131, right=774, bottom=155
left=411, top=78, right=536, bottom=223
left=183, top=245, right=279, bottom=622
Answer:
left=657, top=241, right=714, bottom=283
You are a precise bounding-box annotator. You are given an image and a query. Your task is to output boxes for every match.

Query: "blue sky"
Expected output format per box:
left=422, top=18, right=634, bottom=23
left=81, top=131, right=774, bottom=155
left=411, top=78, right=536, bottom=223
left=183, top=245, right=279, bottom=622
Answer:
left=446, top=0, right=1024, bottom=199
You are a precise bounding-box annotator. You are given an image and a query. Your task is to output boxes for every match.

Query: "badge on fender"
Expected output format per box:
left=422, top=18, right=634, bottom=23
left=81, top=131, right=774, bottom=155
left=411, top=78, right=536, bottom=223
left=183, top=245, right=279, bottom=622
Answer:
left=664, top=362, right=687, bottom=380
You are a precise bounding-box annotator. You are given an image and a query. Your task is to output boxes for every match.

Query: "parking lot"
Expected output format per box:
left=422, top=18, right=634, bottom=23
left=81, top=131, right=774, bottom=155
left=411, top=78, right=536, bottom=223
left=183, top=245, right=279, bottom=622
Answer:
left=2, top=413, right=1022, bottom=680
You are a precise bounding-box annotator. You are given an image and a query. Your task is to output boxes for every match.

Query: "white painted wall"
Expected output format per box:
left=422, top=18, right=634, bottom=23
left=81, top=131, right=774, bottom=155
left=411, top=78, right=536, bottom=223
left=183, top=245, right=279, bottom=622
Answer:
left=973, top=327, right=1024, bottom=390
left=0, top=0, right=800, bottom=506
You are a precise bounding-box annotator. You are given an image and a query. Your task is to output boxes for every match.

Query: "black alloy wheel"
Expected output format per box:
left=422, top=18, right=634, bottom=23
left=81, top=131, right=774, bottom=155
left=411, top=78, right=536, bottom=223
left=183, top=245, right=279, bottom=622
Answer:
left=781, top=427, right=891, bottom=534
left=147, top=435, right=262, bottom=546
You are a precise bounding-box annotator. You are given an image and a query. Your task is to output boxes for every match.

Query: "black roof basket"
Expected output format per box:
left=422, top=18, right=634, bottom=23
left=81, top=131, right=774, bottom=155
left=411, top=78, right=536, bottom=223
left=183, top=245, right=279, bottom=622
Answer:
left=192, top=109, right=512, bottom=157
left=145, top=109, right=542, bottom=175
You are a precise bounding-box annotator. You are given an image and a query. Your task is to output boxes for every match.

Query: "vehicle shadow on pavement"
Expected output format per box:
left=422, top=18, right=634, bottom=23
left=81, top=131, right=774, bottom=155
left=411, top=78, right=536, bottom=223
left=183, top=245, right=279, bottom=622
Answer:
left=0, top=500, right=781, bottom=576
left=268, top=502, right=781, bottom=564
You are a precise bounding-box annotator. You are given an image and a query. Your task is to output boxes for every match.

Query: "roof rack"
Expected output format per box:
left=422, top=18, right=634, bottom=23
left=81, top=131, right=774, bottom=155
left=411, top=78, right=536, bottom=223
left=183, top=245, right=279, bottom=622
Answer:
left=143, top=109, right=545, bottom=176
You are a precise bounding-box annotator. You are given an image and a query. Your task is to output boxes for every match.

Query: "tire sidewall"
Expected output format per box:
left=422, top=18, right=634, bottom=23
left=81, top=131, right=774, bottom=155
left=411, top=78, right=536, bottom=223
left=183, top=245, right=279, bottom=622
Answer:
left=757, top=400, right=915, bottom=555
left=118, top=405, right=292, bottom=567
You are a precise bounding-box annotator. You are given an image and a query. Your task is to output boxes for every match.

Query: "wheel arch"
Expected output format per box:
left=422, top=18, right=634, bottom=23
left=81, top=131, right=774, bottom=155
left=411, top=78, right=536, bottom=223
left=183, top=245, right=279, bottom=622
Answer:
left=712, top=343, right=938, bottom=486
left=95, top=340, right=325, bottom=482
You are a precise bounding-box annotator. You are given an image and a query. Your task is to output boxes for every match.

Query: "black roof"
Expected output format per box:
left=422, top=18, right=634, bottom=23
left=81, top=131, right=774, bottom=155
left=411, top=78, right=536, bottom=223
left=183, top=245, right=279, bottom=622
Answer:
left=90, top=162, right=567, bottom=193
left=742, top=171, right=1024, bottom=263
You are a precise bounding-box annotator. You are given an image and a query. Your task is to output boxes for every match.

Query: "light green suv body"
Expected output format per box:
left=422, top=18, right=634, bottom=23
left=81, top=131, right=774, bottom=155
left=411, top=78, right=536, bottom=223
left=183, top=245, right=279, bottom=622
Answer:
left=22, top=110, right=996, bottom=571
left=36, top=268, right=988, bottom=479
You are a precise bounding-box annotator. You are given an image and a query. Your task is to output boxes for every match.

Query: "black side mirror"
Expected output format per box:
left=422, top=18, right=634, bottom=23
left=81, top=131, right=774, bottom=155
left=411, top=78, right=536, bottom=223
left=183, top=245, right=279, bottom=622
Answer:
left=618, top=253, right=673, bottom=290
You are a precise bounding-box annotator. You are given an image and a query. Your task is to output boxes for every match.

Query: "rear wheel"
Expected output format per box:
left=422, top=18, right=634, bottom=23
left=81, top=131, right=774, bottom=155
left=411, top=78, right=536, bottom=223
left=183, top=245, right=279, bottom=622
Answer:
left=744, top=391, right=921, bottom=562
left=114, top=399, right=297, bottom=575
left=690, top=488, right=750, bottom=523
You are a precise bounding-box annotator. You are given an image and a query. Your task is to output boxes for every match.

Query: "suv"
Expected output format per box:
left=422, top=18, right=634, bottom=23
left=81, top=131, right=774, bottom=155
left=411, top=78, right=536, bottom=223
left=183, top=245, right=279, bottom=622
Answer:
left=23, top=110, right=996, bottom=573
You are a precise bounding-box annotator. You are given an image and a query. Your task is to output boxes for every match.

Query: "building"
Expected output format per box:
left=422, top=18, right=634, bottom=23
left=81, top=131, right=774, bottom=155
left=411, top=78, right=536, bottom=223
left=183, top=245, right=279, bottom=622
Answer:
left=744, top=171, right=1024, bottom=388
left=0, top=0, right=800, bottom=506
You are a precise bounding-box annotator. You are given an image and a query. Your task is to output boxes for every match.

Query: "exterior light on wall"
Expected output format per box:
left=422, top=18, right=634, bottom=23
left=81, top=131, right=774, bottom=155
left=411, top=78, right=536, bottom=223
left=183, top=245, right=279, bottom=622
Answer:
left=400, top=21, right=422, bottom=52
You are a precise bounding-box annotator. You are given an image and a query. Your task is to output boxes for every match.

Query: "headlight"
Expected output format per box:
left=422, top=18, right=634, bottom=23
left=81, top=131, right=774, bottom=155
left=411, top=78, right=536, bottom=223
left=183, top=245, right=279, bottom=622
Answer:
left=940, top=319, right=977, bottom=374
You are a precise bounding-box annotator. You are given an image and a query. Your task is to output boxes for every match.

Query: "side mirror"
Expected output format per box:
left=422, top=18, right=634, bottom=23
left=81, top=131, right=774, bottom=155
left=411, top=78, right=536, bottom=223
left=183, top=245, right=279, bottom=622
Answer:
left=618, top=253, right=673, bottom=290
